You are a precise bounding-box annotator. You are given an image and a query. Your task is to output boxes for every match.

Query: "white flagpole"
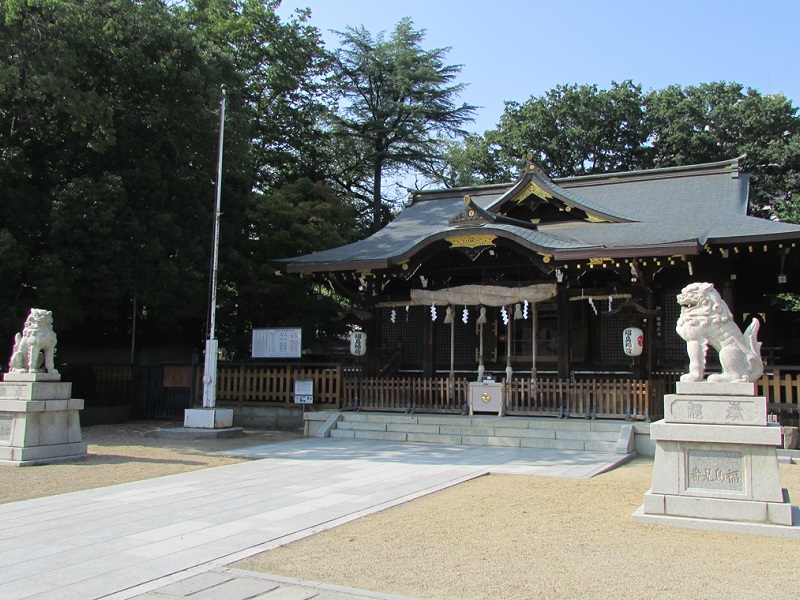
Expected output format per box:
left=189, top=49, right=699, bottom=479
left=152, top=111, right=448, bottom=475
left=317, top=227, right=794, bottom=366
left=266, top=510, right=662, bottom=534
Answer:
left=202, top=84, right=226, bottom=409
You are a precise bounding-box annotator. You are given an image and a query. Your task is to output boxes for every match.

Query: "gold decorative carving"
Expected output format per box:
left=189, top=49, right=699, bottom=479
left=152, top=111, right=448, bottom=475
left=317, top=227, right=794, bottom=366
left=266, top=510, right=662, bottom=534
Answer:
left=446, top=234, right=497, bottom=249
left=589, top=257, right=612, bottom=265
left=586, top=214, right=610, bottom=223
left=513, top=182, right=553, bottom=204
left=481, top=392, right=491, bottom=404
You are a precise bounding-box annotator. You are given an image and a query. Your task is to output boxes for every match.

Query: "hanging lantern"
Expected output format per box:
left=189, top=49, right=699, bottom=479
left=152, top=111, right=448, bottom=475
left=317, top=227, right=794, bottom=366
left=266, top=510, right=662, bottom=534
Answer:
left=623, top=327, right=644, bottom=357
left=350, top=330, right=367, bottom=356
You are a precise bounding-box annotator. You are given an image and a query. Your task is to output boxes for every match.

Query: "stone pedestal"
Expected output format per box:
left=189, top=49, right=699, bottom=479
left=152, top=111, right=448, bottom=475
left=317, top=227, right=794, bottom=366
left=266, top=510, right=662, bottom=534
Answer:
left=184, top=407, right=234, bottom=429
left=0, top=373, right=87, bottom=466
left=633, top=382, right=800, bottom=538
left=171, top=407, right=242, bottom=439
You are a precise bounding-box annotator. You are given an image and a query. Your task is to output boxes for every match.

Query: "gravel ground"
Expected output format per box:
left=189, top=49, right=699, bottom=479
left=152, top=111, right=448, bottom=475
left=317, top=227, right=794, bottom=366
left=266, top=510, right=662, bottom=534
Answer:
left=235, top=458, right=800, bottom=600
left=2, top=422, right=799, bottom=599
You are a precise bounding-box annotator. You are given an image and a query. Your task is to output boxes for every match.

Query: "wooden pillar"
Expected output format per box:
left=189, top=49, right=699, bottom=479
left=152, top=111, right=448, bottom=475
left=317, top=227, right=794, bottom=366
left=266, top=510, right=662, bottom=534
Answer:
left=644, top=292, right=655, bottom=381
left=557, top=284, right=571, bottom=380
left=422, top=313, right=436, bottom=378
left=362, top=290, right=380, bottom=376
left=364, top=310, right=380, bottom=377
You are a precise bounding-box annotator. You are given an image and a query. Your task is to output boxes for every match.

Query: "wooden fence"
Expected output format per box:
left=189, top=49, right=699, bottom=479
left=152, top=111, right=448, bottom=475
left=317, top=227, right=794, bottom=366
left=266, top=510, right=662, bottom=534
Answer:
left=758, top=368, right=800, bottom=419
left=81, top=363, right=800, bottom=422
left=505, top=378, right=663, bottom=420
left=342, top=375, right=469, bottom=412
left=213, top=363, right=341, bottom=409
left=340, top=372, right=663, bottom=420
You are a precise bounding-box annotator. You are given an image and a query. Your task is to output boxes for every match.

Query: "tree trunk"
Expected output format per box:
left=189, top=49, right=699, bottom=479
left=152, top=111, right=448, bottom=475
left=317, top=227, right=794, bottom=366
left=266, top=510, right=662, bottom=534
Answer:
left=371, top=156, right=383, bottom=233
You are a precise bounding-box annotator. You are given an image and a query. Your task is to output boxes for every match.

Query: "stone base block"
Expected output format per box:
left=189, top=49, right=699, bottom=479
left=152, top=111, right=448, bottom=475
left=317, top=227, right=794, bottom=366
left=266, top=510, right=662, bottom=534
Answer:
left=651, top=421, right=782, bottom=446
left=0, top=380, right=86, bottom=467
left=184, top=407, right=234, bottom=429
left=676, top=381, right=757, bottom=397
left=644, top=490, right=793, bottom=525
left=0, top=441, right=88, bottom=466
left=2, top=372, right=62, bottom=383
left=0, top=381, right=73, bottom=402
left=633, top=504, right=800, bottom=539
left=664, top=393, right=766, bottom=426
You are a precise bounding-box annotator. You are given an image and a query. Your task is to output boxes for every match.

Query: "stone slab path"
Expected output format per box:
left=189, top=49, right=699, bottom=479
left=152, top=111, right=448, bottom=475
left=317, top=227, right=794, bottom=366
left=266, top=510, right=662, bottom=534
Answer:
left=0, top=438, right=631, bottom=599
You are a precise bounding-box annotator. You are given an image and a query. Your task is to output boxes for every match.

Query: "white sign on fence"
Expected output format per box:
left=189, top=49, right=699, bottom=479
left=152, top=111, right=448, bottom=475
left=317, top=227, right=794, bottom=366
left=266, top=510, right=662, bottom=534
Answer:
left=294, top=378, right=314, bottom=404
left=252, top=327, right=302, bottom=358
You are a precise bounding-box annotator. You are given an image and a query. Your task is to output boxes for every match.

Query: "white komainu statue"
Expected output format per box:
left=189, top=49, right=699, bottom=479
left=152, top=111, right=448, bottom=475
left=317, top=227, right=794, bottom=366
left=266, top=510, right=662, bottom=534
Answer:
left=8, top=308, right=58, bottom=375
left=676, top=283, right=763, bottom=383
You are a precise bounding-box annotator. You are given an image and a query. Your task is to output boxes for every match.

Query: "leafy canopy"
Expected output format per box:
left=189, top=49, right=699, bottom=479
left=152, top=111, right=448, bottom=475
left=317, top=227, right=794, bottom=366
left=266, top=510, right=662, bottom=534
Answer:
left=327, top=17, right=475, bottom=232
left=435, top=81, right=800, bottom=222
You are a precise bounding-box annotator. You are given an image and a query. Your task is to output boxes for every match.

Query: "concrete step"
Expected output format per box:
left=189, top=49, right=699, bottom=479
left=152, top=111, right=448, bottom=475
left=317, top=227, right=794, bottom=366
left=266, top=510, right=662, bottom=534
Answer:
left=325, top=412, right=624, bottom=452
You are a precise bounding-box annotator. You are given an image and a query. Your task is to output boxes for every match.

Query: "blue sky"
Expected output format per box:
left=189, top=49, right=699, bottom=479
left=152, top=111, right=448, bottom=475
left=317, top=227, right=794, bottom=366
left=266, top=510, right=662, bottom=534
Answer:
left=276, top=0, right=800, bottom=135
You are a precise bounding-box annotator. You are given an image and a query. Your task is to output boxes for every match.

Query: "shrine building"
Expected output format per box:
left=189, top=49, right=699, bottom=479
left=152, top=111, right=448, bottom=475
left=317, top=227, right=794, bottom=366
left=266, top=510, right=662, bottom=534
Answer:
left=276, top=158, right=800, bottom=421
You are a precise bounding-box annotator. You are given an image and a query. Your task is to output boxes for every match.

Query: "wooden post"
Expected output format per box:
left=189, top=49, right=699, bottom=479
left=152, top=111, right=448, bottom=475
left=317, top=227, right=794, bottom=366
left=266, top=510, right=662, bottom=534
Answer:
left=557, top=284, right=571, bottom=380
left=422, top=313, right=436, bottom=378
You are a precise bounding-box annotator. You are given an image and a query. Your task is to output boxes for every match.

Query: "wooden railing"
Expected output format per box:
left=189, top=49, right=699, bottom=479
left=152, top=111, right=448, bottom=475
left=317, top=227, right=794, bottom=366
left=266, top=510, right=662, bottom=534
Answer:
left=342, top=375, right=469, bottom=412
left=758, top=368, right=800, bottom=417
left=171, top=363, right=799, bottom=422
left=340, top=372, right=663, bottom=420
left=213, top=363, right=341, bottom=409
left=506, top=378, right=663, bottom=420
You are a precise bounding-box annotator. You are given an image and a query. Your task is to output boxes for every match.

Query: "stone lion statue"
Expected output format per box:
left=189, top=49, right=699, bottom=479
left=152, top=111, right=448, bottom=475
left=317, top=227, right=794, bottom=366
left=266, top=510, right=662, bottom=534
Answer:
left=8, top=308, right=58, bottom=375
left=676, top=283, right=762, bottom=383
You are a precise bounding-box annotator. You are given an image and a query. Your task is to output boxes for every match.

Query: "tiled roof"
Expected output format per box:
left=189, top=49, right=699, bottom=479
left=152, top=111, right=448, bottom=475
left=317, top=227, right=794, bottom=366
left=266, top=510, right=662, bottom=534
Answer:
left=279, top=159, right=800, bottom=272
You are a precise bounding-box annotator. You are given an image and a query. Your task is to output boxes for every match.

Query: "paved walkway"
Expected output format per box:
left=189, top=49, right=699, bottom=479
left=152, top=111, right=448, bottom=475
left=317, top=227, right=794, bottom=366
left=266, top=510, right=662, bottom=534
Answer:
left=0, top=439, right=632, bottom=600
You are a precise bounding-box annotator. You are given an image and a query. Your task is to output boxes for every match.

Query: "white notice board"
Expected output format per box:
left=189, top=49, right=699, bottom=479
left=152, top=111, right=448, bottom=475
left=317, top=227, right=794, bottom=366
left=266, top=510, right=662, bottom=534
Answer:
left=252, top=328, right=302, bottom=358
left=294, top=378, right=314, bottom=404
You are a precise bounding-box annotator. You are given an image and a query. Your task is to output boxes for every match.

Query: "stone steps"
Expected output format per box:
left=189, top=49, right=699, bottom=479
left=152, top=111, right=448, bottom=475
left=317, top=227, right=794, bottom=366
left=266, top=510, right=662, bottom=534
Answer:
left=315, top=412, right=633, bottom=453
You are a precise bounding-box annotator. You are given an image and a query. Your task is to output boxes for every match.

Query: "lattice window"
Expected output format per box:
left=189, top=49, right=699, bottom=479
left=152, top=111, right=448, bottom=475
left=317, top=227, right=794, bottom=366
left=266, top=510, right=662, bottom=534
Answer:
left=600, top=298, right=628, bottom=362
left=435, top=315, right=478, bottom=366
left=380, top=306, right=423, bottom=365
left=663, top=290, right=684, bottom=362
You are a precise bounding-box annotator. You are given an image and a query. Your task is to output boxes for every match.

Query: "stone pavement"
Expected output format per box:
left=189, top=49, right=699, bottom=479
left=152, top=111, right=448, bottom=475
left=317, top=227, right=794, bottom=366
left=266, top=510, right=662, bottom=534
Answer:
left=0, top=438, right=632, bottom=600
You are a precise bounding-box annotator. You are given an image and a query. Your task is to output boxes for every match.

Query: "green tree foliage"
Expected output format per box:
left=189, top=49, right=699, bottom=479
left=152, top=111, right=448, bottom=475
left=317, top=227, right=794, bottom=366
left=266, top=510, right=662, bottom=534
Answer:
left=0, top=0, right=363, bottom=357
left=177, top=0, right=330, bottom=188
left=647, top=82, right=800, bottom=219
left=176, top=1, right=358, bottom=356
left=420, top=135, right=512, bottom=189
left=218, top=178, right=358, bottom=356
left=0, top=0, right=241, bottom=345
left=439, top=81, right=800, bottom=222
left=327, top=18, right=476, bottom=233
left=492, top=81, right=652, bottom=177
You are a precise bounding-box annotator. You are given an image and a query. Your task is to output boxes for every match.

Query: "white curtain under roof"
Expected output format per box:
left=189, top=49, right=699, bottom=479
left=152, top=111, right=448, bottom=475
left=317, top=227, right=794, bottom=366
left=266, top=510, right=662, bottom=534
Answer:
left=410, top=283, right=557, bottom=307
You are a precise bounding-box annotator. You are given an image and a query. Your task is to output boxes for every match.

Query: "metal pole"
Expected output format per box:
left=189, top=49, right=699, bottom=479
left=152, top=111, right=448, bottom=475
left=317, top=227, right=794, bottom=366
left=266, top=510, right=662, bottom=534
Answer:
left=202, top=84, right=226, bottom=409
